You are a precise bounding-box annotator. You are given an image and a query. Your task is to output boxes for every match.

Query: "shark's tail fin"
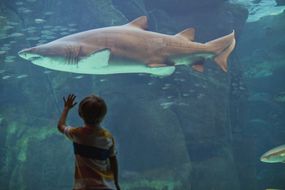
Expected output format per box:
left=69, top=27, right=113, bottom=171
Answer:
left=206, top=31, right=236, bottom=72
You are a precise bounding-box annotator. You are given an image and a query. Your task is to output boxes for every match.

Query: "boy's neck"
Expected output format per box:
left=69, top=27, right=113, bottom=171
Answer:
left=84, top=124, right=100, bottom=129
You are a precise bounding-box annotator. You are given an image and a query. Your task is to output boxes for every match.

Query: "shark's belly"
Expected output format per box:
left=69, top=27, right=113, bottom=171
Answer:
left=32, top=56, right=175, bottom=76
left=89, top=59, right=175, bottom=76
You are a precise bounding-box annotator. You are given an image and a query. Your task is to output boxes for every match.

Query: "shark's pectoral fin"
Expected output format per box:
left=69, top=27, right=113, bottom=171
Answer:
left=79, top=49, right=111, bottom=69
left=175, top=28, right=195, bottom=41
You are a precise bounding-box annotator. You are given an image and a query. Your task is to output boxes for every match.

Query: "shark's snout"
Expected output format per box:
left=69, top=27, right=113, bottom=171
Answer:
left=18, top=48, right=42, bottom=61
left=260, top=156, right=267, bottom=162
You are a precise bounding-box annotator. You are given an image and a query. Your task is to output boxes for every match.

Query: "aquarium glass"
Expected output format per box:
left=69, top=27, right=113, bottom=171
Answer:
left=0, top=0, right=285, bottom=190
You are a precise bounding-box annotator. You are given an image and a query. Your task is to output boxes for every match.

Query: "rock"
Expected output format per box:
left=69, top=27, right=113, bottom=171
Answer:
left=144, top=0, right=225, bottom=15
left=275, top=0, right=285, bottom=6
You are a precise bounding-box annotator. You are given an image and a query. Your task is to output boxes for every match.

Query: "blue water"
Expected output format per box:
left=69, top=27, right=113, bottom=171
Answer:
left=0, top=0, right=285, bottom=190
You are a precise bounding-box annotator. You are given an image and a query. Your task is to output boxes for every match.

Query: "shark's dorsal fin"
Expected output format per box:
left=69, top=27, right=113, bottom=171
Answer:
left=175, top=28, right=195, bottom=41
left=126, top=16, right=148, bottom=30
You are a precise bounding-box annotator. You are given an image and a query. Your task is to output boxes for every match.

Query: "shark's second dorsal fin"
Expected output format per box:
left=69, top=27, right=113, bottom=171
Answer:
left=175, top=28, right=195, bottom=41
left=126, top=16, right=148, bottom=30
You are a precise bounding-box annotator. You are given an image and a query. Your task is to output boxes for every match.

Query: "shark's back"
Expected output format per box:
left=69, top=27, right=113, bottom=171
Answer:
left=54, top=16, right=189, bottom=59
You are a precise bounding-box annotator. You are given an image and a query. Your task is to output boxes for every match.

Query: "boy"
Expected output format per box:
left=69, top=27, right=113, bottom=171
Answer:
left=57, top=94, right=120, bottom=190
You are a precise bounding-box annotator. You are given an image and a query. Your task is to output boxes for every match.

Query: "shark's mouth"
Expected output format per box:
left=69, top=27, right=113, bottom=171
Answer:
left=28, top=55, right=42, bottom=61
left=18, top=49, right=43, bottom=62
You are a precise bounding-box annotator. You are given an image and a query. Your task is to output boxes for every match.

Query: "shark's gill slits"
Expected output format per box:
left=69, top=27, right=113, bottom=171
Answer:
left=65, top=45, right=80, bottom=65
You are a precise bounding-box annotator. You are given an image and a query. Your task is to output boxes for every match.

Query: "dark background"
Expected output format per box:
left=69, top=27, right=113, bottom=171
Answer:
left=0, top=0, right=285, bottom=189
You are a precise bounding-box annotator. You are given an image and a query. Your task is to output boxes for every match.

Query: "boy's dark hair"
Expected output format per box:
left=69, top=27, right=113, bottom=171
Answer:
left=78, top=95, right=107, bottom=125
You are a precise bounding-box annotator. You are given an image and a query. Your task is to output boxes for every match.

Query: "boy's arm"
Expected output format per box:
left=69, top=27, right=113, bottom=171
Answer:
left=110, top=156, right=120, bottom=190
left=57, top=94, right=77, bottom=133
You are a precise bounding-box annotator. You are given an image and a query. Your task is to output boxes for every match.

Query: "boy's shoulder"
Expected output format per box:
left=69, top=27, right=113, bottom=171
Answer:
left=99, top=127, right=113, bottom=138
left=68, top=126, right=113, bottom=139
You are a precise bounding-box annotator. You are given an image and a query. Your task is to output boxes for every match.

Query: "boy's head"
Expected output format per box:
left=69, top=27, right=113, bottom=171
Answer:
left=78, top=95, right=107, bottom=126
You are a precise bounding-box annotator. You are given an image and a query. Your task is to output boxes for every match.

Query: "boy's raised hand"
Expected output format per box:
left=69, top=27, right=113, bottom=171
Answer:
left=63, top=94, right=77, bottom=109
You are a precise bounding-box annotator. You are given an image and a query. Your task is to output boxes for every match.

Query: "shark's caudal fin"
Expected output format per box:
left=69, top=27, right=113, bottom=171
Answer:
left=206, top=31, right=236, bottom=72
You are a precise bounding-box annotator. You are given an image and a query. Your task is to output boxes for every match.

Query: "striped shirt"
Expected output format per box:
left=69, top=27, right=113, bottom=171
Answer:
left=64, top=126, right=116, bottom=190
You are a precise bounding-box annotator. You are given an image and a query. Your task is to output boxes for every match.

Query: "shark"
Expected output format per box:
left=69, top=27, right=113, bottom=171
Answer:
left=18, top=16, right=236, bottom=76
left=260, top=144, right=285, bottom=163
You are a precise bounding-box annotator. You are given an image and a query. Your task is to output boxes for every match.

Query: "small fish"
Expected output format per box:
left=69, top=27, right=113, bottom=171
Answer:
left=37, top=40, right=47, bottom=44
left=0, top=70, right=6, bottom=73
left=15, top=1, right=24, bottom=6
left=26, top=30, right=36, bottom=34
left=59, top=27, right=68, bottom=31
left=4, top=56, right=15, bottom=63
left=7, top=21, right=19, bottom=26
left=25, top=26, right=37, bottom=31
left=69, top=28, right=78, bottom=32
left=43, top=70, right=52, bottom=74
left=197, top=93, right=205, bottom=99
left=147, top=82, right=154, bottom=86
left=174, top=78, right=181, bottom=81
left=73, top=75, right=84, bottom=79
left=3, top=25, right=14, bottom=30
left=26, top=37, right=40, bottom=41
left=44, top=11, right=54, bottom=16
left=34, top=18, right=46, bottom=24
left=161, top=86, right=170, bottom=90
left=60, top=32, right=70, bottom=36
left=0, top=51, right=6, bottom=55
left=260, top=144, right=285, bottom=163
left=160, top=102, right=174, bottom=109
left=41, top=30, right=54, bottom=35
left=175, top=71, right=182, bottom=74
left=44, top=35, right=56, bottom=40
left=182, top=93, right=189, bottom=97
left=9, top=33, right=24, bottom=38
left=6, top=56, right=16, bottom=59
left=274, top=92, right=285, bottom=103
left=1, top=47, right=10, bottom=51
left=68, top=23, right=77, bottom=27
left=100, top=79, right=107, bottom=82
left=4, top=59, right=14, bottom=63
left=2, top=75, right=11, bottom=80
left=22, top=9, right=32, bottom=14
left=16, top=74, right=28, bottom=79
left=43, top=25, right=53, bottom=29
